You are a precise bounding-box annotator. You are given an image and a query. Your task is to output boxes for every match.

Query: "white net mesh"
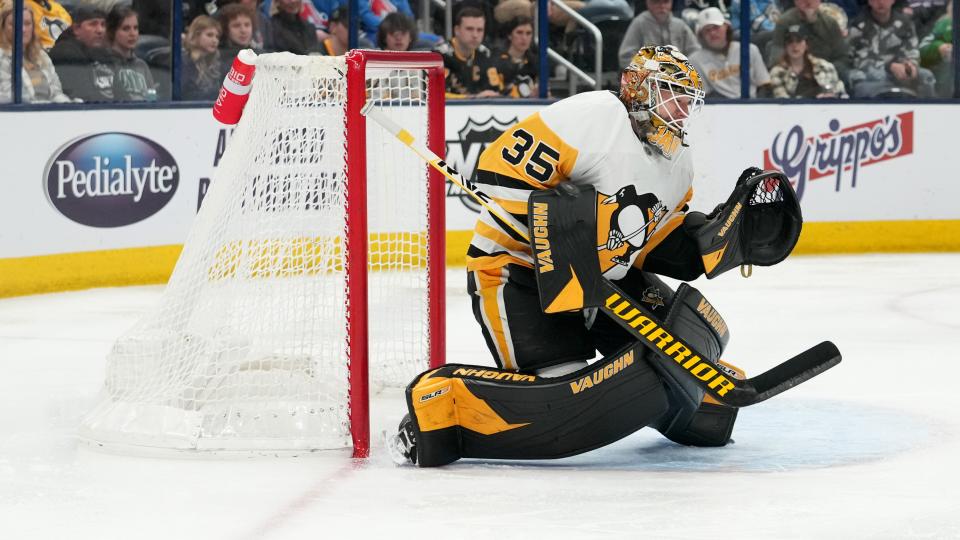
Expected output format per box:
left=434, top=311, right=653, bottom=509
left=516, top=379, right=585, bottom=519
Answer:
left=79, top=53, right=438, bottom=452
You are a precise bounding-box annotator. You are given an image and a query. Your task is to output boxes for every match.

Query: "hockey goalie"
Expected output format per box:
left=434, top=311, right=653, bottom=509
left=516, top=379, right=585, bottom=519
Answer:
left=386, top=45, right=841, bottom=467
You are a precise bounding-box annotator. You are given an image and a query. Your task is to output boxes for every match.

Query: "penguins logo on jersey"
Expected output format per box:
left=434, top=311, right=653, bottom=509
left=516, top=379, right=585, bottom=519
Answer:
left=595, top=186, right=667, bottom=273
left=41, top=17, right=69, bottom=43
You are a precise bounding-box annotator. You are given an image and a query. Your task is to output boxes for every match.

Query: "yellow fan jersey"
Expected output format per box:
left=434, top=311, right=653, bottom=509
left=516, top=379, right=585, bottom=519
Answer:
left=27, top=0, right=72, bottom=50
left=467, top=90, right=695, bottom=280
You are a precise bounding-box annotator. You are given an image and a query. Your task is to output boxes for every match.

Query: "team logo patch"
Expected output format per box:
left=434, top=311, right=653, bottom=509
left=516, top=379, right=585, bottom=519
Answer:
left=641, top=287, right=665, bottom=308
left=596, top=186, right=667, bottom=276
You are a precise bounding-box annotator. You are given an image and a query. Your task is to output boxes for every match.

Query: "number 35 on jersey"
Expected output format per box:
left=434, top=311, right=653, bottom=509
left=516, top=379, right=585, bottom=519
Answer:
left=477, top=113, right=580, bottom=188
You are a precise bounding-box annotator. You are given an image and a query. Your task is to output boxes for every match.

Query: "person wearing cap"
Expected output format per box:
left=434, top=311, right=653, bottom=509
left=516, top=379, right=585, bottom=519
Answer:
left=617, top=0, right=700, bottom=69
left=847, top=0, right=935, bottom=97
left=48, top=4, right=119, bottom=101
left=768, top=24, right=847, bottom=98
left=769, top=0, right=850, bottom=82
left=687, top=7, right=771, bottom=98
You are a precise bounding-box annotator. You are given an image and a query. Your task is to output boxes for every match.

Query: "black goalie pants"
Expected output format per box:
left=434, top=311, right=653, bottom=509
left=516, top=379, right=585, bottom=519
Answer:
left=467, top=263, right=674, bottom=373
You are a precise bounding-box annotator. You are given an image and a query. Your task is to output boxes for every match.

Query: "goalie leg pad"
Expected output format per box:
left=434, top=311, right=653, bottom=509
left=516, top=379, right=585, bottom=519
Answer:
left=404, top=342, right=668, bottom=467
left=649, top=283, right=741, bottom=446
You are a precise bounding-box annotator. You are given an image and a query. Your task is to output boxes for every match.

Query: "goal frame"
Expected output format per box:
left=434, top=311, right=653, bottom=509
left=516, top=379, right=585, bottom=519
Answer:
left=345, top=50, right=447, bottom=457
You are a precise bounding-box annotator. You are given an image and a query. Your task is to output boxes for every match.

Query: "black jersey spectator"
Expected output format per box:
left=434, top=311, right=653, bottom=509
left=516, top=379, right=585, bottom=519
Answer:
left=376, top=11, right=417, bottom=51
left=107, top=6, right=157, bottom=101
left=847, top=0, right=936, bottom=96
left=1, top=3, right=74, bottom=103
left=491, top=16, right=539, bottom=97
left=433, top=7, right=500, bottom=98
left=271, top=0, right=320, bottom=54
left=48, top=5, right=118, bottom=102
left=182, top=15, right=223, bottom=100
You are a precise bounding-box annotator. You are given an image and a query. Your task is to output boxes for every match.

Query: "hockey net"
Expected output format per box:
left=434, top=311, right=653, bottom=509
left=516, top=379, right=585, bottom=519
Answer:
left=79, top=51, right=446, bottom=457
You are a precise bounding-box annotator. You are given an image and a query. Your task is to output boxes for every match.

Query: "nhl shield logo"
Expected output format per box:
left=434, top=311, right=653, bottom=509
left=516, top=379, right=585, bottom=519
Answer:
left=445, top=116, right=518, bottom=212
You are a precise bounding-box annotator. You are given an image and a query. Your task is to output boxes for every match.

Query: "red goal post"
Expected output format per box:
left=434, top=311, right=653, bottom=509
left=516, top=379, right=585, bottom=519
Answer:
left=345, top=50, right=447, bottom=457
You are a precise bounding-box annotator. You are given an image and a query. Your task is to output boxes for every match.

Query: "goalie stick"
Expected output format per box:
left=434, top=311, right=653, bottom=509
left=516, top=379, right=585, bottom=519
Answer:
left=362, top=105, right=841, bottom=408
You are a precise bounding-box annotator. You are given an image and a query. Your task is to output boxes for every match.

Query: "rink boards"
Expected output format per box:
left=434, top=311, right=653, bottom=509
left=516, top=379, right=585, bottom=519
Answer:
left=2, top=102, right=959, bottom=296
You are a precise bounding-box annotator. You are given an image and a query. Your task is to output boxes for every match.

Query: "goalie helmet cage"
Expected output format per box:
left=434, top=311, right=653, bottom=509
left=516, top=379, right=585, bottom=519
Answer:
left=79, top=50, right=446, bottom=458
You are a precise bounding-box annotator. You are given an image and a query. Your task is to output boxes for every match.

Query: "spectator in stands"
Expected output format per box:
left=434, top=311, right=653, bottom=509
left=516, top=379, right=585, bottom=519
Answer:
left=492, top=16, right=539, bottom=97
left=183, top=15, right=223, bottom=100
left=48, top=5, right=118, bottom=102
left=370, top=0, right=440, bottom=47
left=434, top=7, right=501, bottom=98
left=304, top=0, right=381, bottom=42
left=728, top=0, right=782, bottom=50
left=494, top=0, right=534, bottom=36
left=319, top=4, right=348, bottom=54
left=847, top=0, right=936, bottom=97
left=905, top=0, right=950, bottom=37
left=376, top=11, right=417, bottom=51
left=215, top=0, right=273, bottom=50
left=618, top=0, right=701, bottom=69
left=219, top=3, right=262, bottom=63
left=919, top=1, right=953, bottom=96
left=133, top=0, right=212, bottom=39
left=106, top=6, right=157, bottom=101
left=769, top=0, right=851, bottom=82
left=768, top=24, right=848, bottom=97
left=689, top=7, right=772, bottom=97
left=1, top=3, right=74, bottom=103
left=271, top=0, right=320, bottom=54
left=26, top=0, right=71, bottom=50
left=318, top=6, right=373, bottom=54
left=368, top=0, right=414, bottom=25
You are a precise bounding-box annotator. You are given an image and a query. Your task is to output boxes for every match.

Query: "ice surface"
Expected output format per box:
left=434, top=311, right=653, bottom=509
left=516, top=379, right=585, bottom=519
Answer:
left=1, top=254, right=958, bottom=539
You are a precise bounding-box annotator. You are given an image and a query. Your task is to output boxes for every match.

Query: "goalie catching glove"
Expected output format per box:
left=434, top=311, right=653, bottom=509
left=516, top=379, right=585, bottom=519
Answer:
left=685, top=168, right=802, bottom=279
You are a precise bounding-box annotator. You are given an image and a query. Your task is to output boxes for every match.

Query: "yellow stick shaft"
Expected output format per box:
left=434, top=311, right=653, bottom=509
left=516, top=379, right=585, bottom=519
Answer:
left=361, top=104, right=531, bottom=242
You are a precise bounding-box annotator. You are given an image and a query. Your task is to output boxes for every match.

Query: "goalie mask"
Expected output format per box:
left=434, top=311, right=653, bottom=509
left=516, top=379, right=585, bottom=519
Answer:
left=620, top=46, right=705, bottom=159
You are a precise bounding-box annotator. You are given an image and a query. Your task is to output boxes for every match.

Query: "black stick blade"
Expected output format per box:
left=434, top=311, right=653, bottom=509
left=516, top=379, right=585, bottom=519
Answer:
left=742, top=341, right=842, bottom=405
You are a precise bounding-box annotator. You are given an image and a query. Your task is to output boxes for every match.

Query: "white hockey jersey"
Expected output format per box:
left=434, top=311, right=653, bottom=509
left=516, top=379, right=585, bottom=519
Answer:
left=467, top=91, right=695, bottom=279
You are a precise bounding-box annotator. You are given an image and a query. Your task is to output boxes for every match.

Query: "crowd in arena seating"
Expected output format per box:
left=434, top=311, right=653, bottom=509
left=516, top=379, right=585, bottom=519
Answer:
left=0, top=0, right=955, bottom=103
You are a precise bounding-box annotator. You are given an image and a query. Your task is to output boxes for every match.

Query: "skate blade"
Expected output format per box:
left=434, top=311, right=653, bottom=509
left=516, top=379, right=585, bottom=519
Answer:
left=382, top=429, right=411, bottom=466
